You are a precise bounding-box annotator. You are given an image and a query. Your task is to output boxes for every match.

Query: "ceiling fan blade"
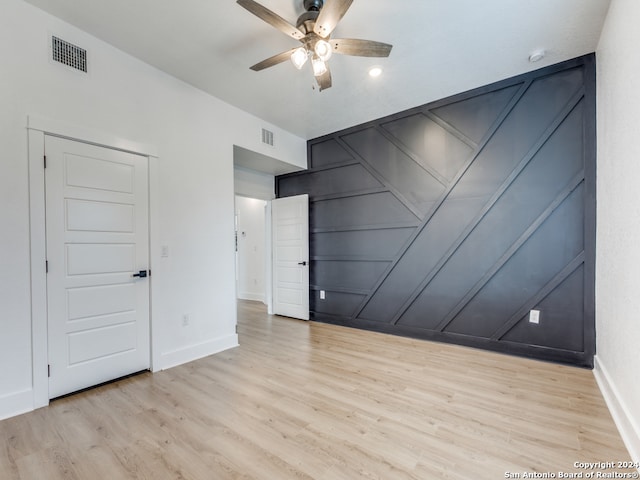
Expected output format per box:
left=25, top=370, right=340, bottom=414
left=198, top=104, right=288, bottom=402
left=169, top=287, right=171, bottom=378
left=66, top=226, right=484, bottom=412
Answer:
left=313, top=0, right=354, bottom=38
left=237, top=0, right=305, bottom=40
left=330, top=38, right=393, bottom=57
left=316, top=66, right=332, bottom=91
left=250, top=47, right=299, bottom=71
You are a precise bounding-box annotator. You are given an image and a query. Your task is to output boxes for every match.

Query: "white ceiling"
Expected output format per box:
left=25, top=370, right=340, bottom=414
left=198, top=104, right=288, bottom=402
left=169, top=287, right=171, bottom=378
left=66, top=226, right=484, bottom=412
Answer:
left=24, top=0, right=610, bottom=140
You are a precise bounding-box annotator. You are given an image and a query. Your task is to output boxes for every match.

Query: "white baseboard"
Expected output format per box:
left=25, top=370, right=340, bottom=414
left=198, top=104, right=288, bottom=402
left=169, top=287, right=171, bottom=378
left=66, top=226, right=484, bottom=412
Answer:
left=158, top=334, right=239, bottom=371
left=0, top=388, right=34, bottom=421
left=237, top=292, right=265, bottom=303
left=593, top=355, right=640, bottom=466
left=0, top=335, right=239, bottom=420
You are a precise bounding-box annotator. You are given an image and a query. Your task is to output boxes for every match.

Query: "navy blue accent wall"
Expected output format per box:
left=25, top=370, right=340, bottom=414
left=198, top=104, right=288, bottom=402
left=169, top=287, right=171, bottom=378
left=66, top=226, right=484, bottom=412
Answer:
left=277, top=55, right=596, bottom=367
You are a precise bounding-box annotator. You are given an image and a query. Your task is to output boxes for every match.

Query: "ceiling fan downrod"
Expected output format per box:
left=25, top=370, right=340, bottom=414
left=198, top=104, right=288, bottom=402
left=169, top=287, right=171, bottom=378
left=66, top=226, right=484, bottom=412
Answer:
left=303, top=0, right=323, bottom=12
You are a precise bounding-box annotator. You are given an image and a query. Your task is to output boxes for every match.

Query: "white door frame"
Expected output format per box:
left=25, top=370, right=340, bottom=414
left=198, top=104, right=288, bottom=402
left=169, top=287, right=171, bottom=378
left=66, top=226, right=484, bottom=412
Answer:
left=27, top=115, right=159, bottom=410
left=265, top=201, right=273, bottom=314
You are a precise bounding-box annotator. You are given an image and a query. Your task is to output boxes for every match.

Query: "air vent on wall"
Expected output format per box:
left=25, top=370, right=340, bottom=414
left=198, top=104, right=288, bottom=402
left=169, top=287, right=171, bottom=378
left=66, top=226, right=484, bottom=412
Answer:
left=261, top=128, right=274, bottom=147
left=51, top=36, right=87, bottom=73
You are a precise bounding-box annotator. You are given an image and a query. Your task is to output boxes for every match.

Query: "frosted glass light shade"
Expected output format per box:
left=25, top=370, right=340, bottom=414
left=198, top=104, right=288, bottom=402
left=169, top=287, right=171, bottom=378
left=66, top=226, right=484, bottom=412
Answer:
left=314, top=40, right=332, bottom=62
left=290, top=47, right=308, bottom=70
left=311, top=56, right=327, bottom=76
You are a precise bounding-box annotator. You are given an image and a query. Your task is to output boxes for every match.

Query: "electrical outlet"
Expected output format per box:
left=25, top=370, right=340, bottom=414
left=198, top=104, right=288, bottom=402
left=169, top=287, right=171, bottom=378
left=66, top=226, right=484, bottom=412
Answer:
left=320, top=290, right=326, bottom=300
left=182, top=313, right=190, bottom=327
left=529, top=309, right=540, bottom=324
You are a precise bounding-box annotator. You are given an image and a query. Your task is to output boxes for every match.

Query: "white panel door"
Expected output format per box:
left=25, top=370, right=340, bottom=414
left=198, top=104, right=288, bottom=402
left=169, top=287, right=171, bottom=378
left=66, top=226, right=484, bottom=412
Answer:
left=272, top=194, right=309, bottom=320
left=45, top=135, right=150, bottom=398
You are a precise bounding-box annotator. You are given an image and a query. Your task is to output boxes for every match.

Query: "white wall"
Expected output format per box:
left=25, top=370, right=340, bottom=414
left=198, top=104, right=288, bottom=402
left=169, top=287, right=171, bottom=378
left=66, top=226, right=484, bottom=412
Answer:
left=234, top=166, right=275, bottom=201
left=595, top=0, right=640, bottom=463
left=0, top=0, right=305, bottom=419
left=235, top=197, right=267, bottom=303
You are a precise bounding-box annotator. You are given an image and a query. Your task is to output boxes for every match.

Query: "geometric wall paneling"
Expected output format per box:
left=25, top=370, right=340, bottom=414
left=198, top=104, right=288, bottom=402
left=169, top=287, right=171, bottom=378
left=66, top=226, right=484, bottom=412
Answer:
left=341, top=128, right=448, bottom=218
left=311, top=260, right=390, bottom=293
left=277, top=163, right=382, bottom=199
left=310, top=228, right=416, bottom=260
left=357, top=85, right=586, bottom=326
left=430, top=84, right=522, bottom=144
left=311, top=290, right=366, bottom=319
left=309, top=138, right=355, bottom=168
left=500, top=264, right=585, bottom=352
left=310, top=192, right=419, bottom=231
left=441, top=183, right=585, bottom=338
left=277, top=54, right=596, bottom=367
left=395, top=105, right=587, bottom=332
left=380, top=113, right=475, bottom=182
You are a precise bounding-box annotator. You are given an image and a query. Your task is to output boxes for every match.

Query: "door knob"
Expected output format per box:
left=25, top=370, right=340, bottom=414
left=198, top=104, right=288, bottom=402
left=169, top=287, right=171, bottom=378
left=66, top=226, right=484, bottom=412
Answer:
left=132, top=270, right=148, bottom=278
left=297, top=261, right=307, bottom=266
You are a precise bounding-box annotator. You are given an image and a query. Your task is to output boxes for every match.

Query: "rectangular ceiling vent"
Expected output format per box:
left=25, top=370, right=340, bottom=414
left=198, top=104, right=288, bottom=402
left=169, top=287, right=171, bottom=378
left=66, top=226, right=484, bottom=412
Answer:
left=261, top=128, right=274, bottom=147
left=51, top=36, right=87, bottom=73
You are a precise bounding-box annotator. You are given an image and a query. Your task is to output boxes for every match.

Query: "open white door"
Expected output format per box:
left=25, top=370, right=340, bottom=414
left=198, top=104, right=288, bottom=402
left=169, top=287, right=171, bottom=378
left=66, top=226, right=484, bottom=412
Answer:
left=45, top=136, right=150, bottom=398
left=272, top=194, right=309, bottom=320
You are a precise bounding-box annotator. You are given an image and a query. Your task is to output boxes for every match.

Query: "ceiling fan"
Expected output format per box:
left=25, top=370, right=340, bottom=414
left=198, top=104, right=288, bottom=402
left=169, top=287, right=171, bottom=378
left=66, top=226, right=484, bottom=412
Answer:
left=237, top=0, right=393, bottom=91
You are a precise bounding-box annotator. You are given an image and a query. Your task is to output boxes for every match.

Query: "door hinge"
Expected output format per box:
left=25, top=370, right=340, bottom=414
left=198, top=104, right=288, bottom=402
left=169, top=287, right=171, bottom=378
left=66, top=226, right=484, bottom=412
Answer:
left=48, top=364, right=51, bottom=377
left=45, top=260, right=49, bottom=273
left=44, top=155, right=47, bottom=169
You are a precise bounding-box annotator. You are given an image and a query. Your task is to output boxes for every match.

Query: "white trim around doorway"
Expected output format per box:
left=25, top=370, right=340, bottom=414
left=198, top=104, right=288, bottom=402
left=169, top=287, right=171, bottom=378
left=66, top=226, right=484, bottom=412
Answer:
left=27, top=115, right=160, bottom=410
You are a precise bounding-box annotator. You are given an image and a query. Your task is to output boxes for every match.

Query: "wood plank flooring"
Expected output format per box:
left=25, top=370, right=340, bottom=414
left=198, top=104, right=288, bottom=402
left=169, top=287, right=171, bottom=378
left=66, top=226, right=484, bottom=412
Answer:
left=0, top=300, right=633, bottom=479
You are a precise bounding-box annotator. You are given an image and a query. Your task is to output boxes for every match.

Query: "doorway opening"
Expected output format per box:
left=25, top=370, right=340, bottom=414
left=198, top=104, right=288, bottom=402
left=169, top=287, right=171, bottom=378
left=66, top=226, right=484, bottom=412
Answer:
left=232, top=144, right=307, bottom=318
left=235, top=196, right=268, bottom=304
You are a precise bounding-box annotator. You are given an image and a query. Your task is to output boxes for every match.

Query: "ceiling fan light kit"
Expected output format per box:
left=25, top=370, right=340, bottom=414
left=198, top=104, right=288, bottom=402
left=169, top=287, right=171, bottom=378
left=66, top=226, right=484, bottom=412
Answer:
left=291, top=47, right=309, bottom=69
left=237, top=0, right=393, bottom=91
left=314, top=39, right=332, bottom=62
left=311, top=55, right=328, bottom=76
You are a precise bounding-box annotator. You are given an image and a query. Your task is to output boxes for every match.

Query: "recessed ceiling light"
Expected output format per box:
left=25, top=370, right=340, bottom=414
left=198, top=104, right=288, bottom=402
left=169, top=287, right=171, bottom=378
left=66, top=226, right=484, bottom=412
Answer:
left=369, top=66, right=383, bottom=78
left=529, top=49, right=546, bottom=63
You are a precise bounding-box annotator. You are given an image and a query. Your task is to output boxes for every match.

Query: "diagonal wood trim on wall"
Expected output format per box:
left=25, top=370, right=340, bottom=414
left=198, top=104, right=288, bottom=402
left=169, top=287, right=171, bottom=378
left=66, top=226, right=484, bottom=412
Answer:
left=277, top=55, right=596, bottom=367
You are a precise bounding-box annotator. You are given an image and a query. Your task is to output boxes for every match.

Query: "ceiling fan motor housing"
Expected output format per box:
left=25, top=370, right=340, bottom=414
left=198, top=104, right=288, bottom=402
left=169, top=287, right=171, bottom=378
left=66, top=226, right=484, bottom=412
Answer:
left=296, top=11, right=320, bottom=34
left=298, top=0, right=323, bottom=35
left=303, top=0, right=323, bottom=12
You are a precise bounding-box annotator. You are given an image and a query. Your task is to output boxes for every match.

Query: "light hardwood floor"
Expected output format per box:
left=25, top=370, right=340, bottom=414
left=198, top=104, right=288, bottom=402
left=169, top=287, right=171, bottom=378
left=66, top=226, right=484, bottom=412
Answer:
left=0, top=300, right=633, bottom=479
